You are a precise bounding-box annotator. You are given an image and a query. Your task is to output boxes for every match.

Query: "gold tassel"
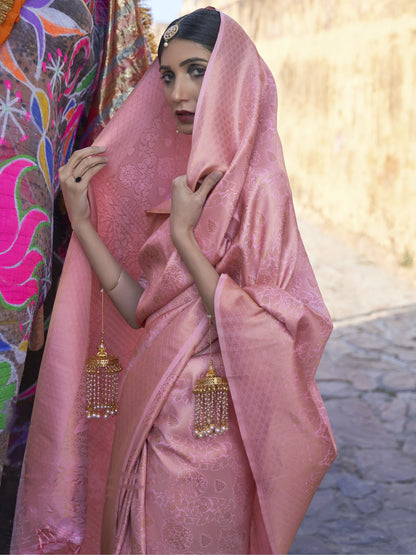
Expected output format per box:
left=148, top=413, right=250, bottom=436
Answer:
left=193, top=315, right=229, bottom=438
left=86, top=289, right=122, bottom=419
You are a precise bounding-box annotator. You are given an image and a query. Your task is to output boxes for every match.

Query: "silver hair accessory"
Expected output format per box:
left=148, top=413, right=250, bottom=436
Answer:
left=163, top=17, right=185, bottom=47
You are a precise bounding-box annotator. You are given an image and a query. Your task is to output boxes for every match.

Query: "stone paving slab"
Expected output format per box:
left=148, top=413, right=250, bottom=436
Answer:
left=290, top=216, right=416, bottom=555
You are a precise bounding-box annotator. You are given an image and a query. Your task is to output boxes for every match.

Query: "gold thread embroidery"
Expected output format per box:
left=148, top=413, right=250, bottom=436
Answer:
left=0, top=0, right=14, bottom=25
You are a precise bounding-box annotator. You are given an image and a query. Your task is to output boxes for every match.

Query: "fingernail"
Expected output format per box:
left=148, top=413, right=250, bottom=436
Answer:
left=213, top=171, right=223, bottom=179
left=97, top=145, right=106, bottom=151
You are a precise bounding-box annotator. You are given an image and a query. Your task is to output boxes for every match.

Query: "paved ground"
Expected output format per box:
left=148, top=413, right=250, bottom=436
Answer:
left=1, top=214, right=416, bottom=554
left=290, top=216, right=416, bottom=554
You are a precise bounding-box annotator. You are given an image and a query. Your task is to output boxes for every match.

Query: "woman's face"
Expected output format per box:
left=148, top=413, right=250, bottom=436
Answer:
left=159, top=39, right=211, bottom=135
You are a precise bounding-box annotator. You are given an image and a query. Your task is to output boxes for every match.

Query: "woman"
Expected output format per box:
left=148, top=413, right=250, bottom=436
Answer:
left=12, top=8, right=336, bottom=554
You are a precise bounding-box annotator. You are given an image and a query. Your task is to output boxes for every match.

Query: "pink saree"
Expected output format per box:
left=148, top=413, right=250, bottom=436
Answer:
left=12, top=11, right=336, bottom=554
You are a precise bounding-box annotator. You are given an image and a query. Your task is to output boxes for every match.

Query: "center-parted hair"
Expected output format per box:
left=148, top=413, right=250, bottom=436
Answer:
left=158, top=8, right=221, bottom=62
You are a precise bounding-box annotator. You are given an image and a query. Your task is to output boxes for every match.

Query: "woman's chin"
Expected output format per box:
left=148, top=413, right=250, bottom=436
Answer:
left=177, top=122, right=194, bottom=135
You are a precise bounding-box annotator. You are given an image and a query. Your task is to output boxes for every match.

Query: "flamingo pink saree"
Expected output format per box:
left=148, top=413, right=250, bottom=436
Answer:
left=12, top=11, right=336, bottom=554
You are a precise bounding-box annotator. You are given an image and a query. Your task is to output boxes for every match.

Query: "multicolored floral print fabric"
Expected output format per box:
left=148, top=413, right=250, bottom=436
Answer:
left=0, top=0, right=99, bottom=471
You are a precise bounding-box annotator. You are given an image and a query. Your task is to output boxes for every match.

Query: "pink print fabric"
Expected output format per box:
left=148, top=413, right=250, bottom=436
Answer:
left=12, top=11, right=336, bottom=554
left=134, top=351, right=255, bottom=554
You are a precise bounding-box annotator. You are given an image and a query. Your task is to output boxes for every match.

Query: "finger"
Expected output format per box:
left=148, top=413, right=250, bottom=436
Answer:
left=58, top=165, right=70, bottom=183
left=80, top=160, right=108, bottom=183
left=70, top=145, right=106, bottom=165
left=73, top=156, right=108, bottom=181
left=60, top=158, right=107, bottom=188
left=69, top=147, right=106, bottom=174
left=59, top=147, right=106, bottom=179
left=172, top=174, right=189, bottom=190
left=197, top=170, right=223, bottom=200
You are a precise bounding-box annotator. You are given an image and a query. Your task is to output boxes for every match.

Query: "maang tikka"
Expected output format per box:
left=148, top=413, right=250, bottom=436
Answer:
left=163, top=16, right=185, bottom=47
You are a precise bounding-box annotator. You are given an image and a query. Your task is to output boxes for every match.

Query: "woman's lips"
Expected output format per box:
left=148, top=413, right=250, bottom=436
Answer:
left=175, top=111, right=195, bottom=123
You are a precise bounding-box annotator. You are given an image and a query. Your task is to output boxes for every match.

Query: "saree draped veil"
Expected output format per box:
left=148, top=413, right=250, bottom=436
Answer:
left=12, top=11, right=337, bottom=555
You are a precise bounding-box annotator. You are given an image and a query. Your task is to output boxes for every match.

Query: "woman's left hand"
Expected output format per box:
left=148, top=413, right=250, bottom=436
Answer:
left=170, top=170, right=223, bottom=314
left=170, top=170, right=223, bottom=244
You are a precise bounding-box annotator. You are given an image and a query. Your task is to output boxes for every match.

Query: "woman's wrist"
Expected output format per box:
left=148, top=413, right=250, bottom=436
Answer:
left=105, top=266, right=123, bottom=293
left=171, top=224, right=195, bottom=251
left=72, top=217, right=94, bottom=237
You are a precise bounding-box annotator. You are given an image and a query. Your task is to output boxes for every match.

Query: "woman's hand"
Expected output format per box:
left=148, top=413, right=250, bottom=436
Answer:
left=170, top=170, right=223, bottom=245
left=58, top=145, right=143, bottom=327
left=58, top=146, right=108, bottom=230
left=170, top=170, right=223, bottom=315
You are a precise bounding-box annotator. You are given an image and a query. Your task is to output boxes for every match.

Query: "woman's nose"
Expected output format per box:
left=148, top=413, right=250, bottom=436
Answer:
left=171, top=76, right=189, bottom=102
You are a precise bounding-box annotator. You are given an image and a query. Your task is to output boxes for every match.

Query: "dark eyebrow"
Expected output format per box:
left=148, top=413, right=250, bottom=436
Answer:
left=159, top=57, right=209, bottom=72
left=179, top=57, right=209, bottom=67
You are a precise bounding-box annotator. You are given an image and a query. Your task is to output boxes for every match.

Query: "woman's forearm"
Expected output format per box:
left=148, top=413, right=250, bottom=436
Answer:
left=172, top=228, right=219, bottom=316
left=73, top=220, right=143, bottom=328
left=169, top=171, right=223, bottom=316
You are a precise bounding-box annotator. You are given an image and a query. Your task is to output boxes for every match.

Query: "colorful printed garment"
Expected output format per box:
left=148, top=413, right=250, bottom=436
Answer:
left=0, top=0, right=151, bottom=475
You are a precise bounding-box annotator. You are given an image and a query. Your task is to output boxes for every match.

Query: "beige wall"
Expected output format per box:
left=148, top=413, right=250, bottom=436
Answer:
left=181, top=0, right=416, bottom=270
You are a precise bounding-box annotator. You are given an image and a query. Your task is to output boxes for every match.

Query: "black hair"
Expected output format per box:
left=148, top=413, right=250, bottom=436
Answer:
left=157, top=8, right=221, bottom=62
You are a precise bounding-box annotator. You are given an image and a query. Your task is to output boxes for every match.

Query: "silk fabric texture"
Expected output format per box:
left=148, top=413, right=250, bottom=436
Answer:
left=12, top=11, right=337, bottom=554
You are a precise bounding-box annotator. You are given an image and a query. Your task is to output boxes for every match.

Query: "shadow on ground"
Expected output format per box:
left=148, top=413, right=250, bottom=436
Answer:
left=290, top=305, right=416, bottom=554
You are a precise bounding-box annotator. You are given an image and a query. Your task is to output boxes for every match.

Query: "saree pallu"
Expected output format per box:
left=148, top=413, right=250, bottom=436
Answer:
left=12, top=11, right=337, bottom=554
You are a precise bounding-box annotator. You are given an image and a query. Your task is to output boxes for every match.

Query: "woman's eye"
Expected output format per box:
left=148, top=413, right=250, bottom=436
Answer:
left=160, top=72, right=174, bottom=84
left=189, top=65, right=206, bottom=78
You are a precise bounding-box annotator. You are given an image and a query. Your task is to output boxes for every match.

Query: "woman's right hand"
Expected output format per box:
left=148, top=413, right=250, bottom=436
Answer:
left=58, top=146, right=108, bottom=230
left=58, top=145, right=142, bottom=327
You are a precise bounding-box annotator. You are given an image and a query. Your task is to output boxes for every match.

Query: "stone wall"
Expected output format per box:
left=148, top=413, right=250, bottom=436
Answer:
left=181, top=0, right=416, bottom=270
